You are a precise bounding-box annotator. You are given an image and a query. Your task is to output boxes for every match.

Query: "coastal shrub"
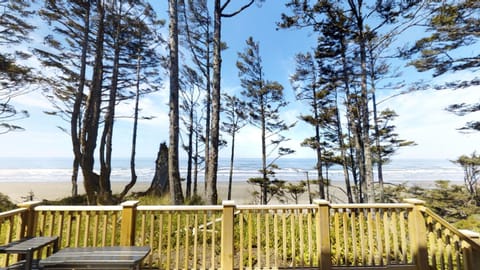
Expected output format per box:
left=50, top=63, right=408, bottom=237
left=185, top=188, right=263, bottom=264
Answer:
left=454, top=214, right=480, bottom=232
left=45, top=195, right=88, bottom=205
left=383, top=180, right=480, bottom=232
left=184, top=194, right=205, bottom=205
left=136, top=194, right=171, bottom=205
left=0, top=192, right=15, bottom=212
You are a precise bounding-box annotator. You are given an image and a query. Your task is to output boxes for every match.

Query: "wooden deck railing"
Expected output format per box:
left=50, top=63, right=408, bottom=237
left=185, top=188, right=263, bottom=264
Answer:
left=1, top=199, right=480, bottom=270
left=0, top=206, right=28, bottom=266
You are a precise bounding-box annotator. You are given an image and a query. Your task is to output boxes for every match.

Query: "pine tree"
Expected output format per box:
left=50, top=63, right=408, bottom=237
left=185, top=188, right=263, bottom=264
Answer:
left=290, top=52, right=329, bottom=199
left=281, top=0, right=423, bottom=202
left=221, top=93, right=247, bottom=200
left=237, top=37, right=294, bottom=205
left=37, top=0, right=164, bottom=203
left=37, top=0, right=96, bottom=197
left=408, top=0, right=480, bottom=132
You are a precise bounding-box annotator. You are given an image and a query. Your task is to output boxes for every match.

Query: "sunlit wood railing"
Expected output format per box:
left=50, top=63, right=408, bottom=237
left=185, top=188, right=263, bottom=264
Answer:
left=422, top=206, right=480, bottom=270
left=0, top=206, right=28, bottom=266
left=1, top=199, right=480, bottom=269
left=330, top=203, right=415, bottom=268
left=234, top=204, right=319, bottom=268
left=34, top=204, right=123, bottom=247
left=135, top=204, right=223, bottom=269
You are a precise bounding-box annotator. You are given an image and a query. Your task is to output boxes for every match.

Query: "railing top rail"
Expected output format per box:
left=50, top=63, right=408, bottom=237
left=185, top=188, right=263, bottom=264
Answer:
left=34, top=205, right=122, bottom=211
left=137, top=205, right=223, bottom=211
left=331, top=203, right=414, bottom=209
left=27, top=202, right=418, bottom=212
left=236, top=204, right=317, bottom=210
left=0, top=207, right=27, bottom=218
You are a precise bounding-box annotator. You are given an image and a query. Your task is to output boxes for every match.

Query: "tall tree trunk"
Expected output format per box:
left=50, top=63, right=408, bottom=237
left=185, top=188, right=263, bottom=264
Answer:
left=206, top=0, right=255, bottom=204
left=80, top=0, right=105, bottom=205
left=260, top=98, right=268, bottom=205
left=186, top=108, right=194, bottom=199
left=335, top=89, right=354, bottom=203
left=204, top=29, right=211, bottom=195
left=71, top=1, right=91, bottom=197
left=206, top=0, right=221, bottom=205
left=372, top=91, right=384, bottom=202
left=358, top=24, right=375, bottom=204
left=335, top=39, right=360, bottom=203
left=347, top=0, right=374, bottom=203
left=168, top=0, right=184, bottom=205
left=356, top=118, right=367, bottom=203
left=99, top=11, right=122, bottom=204
left=193, top=129, right=199, bottom=196
left=313, top=88, right=325, bottom=199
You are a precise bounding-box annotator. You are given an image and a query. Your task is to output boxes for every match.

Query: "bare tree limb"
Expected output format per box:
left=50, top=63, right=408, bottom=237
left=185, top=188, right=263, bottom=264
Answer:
left=221, top=0, right=255, bottom=17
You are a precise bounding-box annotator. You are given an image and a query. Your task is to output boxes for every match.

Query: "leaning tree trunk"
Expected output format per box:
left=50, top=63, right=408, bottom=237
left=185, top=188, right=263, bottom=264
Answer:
left=70, top=0, right=91, bottom=198
left=313, top=99, right=325, bottom=200
left=119, top=51, right=143, bottom=200
left=80, top=0, right=104, bottom=205
left=98, top=28, right=121, bottom=205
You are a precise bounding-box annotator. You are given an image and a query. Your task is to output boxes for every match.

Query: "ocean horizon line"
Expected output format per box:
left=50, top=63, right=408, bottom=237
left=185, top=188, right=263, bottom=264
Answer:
left=0, top=156, right=465, bottom=183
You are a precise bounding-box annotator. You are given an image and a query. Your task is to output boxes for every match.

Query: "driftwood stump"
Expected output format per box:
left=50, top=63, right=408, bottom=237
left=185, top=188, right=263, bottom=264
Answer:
left=144, top=143, right=169, bottom=196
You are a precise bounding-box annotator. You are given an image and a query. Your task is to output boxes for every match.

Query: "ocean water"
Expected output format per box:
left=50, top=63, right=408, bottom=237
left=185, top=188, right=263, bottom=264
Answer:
left=0, top=157, right=465, bottom=184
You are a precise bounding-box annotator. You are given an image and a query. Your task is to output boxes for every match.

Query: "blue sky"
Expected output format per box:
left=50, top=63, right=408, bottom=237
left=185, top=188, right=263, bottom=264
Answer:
left=1, top=1, right=480, bottom=164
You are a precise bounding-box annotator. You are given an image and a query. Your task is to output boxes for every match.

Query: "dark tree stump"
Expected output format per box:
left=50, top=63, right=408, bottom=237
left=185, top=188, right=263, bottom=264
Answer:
left=144, top=143, right=169, bottom=196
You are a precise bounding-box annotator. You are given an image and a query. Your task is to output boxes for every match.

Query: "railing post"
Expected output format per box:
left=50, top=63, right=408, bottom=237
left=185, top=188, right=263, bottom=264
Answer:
left=221, top=200, right=235, bottom=270
left=314, top=199, right=332, bottom=270
left=17, top=201, right=42, bottom=238
left=404, top=199, right=429, bottom=270
left=120, top=200, right=139, bottom=246
left=459, top=230, right=480, bottom=270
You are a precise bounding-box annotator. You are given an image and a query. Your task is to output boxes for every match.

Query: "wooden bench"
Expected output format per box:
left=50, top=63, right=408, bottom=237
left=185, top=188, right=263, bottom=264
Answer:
left=0, top=236, right=59, bottom=270
left=39, top=246, right=150, bottom=270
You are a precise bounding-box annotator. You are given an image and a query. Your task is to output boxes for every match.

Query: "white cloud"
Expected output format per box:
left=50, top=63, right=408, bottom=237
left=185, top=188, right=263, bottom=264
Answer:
left=382, top=87, right=480, bottom=159
left=11, top=90, right=52, bottom=110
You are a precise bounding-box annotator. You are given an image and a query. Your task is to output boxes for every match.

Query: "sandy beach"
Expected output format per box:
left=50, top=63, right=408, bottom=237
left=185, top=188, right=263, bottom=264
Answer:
left=0, top=179, right=449, bottom=206
left=0, top=181, right=279, bottom=205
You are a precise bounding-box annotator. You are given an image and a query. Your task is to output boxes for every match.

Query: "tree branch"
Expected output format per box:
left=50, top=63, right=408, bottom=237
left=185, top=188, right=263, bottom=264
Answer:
left=221, top=0, right=255, bottom=18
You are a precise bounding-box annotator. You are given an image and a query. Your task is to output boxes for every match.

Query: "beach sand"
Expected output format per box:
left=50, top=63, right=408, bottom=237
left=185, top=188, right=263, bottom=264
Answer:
left=0, top=181, right=273, bottom=205
left=2, top=179, right=443, bottom=206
